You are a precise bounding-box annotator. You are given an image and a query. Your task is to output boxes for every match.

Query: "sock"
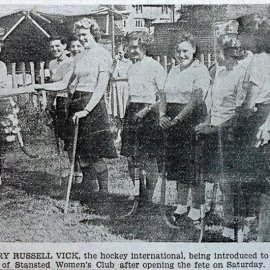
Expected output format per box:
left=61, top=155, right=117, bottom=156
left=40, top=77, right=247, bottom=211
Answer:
left=188, top=207, right=201, bottom=221
left=222, top=227, right=235, bottom=240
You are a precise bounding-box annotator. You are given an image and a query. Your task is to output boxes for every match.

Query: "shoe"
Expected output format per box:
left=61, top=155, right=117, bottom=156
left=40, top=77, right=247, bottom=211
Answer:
left=204, top=210, right=223, bottom=227
left=219, top=235, right=236, bottom=242
left=172, top=212, right=189, bottom=226
left=201, top=232, right=236, bottom=242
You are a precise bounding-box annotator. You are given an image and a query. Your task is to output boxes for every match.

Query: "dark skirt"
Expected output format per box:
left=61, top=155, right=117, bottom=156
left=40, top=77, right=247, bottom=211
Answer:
left=121, top=102, right=164, bottom=157
left=55, top=96, right=70, bottom=143
left=233, top=103, right=270, bottom=184
left=199, top=103, right=270, bottom=192
left=165, top=102, right=207, bottom=182
left=198, top=128, right=236, bottom=176
left=68, top=91, right=117, bottom=160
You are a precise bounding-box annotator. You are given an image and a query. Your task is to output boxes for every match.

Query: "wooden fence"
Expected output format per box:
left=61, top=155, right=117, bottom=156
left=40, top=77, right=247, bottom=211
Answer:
left=108, top=53, right=215, bottom=117
left=7, top=62, right=48, bottom=108
left=7, top=52, right=214, bottom=115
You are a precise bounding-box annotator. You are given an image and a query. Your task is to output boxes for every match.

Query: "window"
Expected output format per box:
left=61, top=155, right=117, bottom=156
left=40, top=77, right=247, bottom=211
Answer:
left=135, top=19, right=144, bottom=28
left=135, top=5, right=143, bottom=13
left=162, top=5, right=168, bottom=14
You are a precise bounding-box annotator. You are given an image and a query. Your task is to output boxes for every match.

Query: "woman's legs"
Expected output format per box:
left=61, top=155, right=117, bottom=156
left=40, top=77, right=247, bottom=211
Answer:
left=219, top=175, right=244, bottom=241
left=175, top=182, right=190, bottom=216
left=79, top=164, right=98, bottom=205
left=127, top=156, right=144, bottom=198
left=258, top=193, right=270, bottom=242
left=189, top=183, right=205, bottom=221
left=142, top=156, right=158, bottom=203
left=94, top=159, right=109, bottom=193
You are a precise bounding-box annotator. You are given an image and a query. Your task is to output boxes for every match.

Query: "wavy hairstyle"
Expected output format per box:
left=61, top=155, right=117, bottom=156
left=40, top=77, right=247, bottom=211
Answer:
left=73, top=17, right=101, bottom=42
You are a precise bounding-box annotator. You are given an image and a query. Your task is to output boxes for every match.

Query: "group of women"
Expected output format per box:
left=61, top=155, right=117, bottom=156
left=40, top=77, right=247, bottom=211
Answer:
left=0, top=13, right=268, bottom=242
left=35, top=14, right=270, bottom=242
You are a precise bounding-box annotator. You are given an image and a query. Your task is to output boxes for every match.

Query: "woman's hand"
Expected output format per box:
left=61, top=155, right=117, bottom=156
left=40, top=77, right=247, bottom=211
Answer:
left=195, top=122, right=217, bottom=135
left=134, top=107, right=150, bottom=122
left=256, top=121, right=270, bottom=147
left=159, top=116, right=172, bottom=129
left=72, top=110, right=88, bottom=123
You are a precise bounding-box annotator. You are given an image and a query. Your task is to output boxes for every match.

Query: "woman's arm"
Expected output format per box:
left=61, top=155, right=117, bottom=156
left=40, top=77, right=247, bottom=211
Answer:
left=73, top=71, right=109, bottom=121
left=159, top=91, right=172, bottom=129
left=35, top=69, right=75, bottom=92
left=84, top=71, right=110, bottom=113
left=171, top=88, right=204, bottom=125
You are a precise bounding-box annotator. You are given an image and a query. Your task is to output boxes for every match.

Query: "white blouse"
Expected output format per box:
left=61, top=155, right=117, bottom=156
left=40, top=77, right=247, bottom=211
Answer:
left=74, top=45, right=112, bottom=93
left=127, top=56, right=167, bottom=104
left=164, top=59, right=210, bottom=104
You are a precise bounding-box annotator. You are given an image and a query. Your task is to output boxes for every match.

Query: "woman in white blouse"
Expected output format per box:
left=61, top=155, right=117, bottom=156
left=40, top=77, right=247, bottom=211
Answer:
left=160, top=33, right=210, bottom=226
left=35, top=18, right=117, bottom=204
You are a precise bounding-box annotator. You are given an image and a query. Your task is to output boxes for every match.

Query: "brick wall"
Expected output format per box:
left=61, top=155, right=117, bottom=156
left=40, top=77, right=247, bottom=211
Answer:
left=153, top=4, right=270, bottom=58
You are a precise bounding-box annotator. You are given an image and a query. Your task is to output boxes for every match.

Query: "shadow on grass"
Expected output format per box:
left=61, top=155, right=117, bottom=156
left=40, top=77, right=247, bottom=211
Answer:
left=78, top=193, right=198, bottom=242
left=2, top=168, right=66, bottom=200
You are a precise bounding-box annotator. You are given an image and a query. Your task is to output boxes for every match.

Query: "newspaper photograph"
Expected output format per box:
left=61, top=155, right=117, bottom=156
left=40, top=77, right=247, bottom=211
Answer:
left=0, top=0, right=270, bottom=269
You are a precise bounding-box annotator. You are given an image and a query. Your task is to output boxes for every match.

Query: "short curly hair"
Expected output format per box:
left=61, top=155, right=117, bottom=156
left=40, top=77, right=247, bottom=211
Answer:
left=73, top=17, right=101, bottom=42
left=172, top=32, right=197, bottom=49
left=169, top=32, right=200, bottom=59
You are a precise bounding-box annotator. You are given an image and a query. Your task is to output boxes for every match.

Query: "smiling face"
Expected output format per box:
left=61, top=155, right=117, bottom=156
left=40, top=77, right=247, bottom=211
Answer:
left=50, top=40, right=66, bottom=59
left=175, top=41, right=196, bottom=67
left=50, top=39, right=67, bottom=58
left=70, top=40, right=84, bottom=56
left=75, top=28, right=96, bottom=49
left=128, top=39, right=144, bottom=62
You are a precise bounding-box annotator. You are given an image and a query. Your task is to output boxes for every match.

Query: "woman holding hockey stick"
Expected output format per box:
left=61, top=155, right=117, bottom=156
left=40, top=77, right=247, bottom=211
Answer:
left=121, top=31, right=167, bottom=208
left=160, top=33, right=210, bottom=227
left=35, top=18, right=117, bottom=206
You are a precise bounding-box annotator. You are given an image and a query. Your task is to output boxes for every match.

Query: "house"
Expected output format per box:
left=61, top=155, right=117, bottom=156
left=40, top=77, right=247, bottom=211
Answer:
left=116, top=5, right=180, bottom=34
left=0, top=7, right=123, bottom=73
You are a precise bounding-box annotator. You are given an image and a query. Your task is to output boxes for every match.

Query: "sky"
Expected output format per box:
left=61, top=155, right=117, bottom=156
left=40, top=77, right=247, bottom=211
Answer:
left=0, top=5, right=100, bottom=17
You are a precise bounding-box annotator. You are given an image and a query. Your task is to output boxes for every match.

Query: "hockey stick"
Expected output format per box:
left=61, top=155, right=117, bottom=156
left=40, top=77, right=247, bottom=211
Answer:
left=160, top=131, right=181, bottom=229
left=64, top=117, right=79, bottom=217
left=120, top=122, right=141, bottom=218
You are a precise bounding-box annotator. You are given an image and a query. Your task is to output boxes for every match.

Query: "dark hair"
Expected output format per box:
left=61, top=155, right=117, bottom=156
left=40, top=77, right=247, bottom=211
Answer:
left=173, top=32, right=197, bottom=49
left=73, top=18, right=101, bottom=42
left=49, top=35, right=67, bottom=45
left=237, top=13, right=262, bottom=34
left=170, top=32, right=200, bottom=59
